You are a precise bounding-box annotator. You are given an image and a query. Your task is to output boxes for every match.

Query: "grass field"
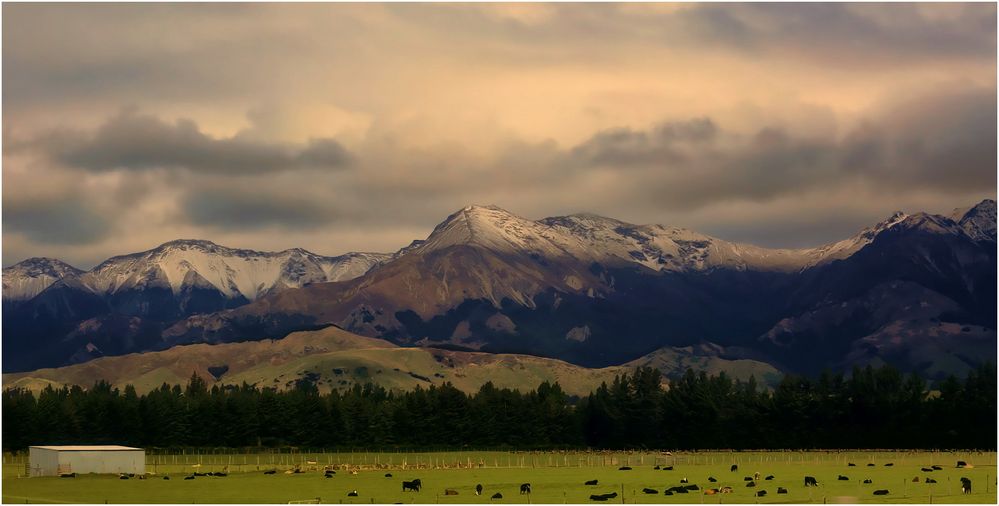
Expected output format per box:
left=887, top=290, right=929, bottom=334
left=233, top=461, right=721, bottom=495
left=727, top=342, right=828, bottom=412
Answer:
left=2, top=451, right=995, bottom=504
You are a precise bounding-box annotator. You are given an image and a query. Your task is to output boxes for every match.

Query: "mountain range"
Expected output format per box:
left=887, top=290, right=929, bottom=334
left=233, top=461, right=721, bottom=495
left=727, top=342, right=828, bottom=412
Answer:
left=3, top=199, right=995, bottom=387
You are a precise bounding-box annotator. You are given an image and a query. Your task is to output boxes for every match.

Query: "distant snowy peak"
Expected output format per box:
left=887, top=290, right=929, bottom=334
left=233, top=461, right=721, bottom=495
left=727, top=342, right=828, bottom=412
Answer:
left=2, top=258, right=84, bottom=301
left=84, top=239, right=390, bottom=300
left=953, top=199, right=996, bottom=242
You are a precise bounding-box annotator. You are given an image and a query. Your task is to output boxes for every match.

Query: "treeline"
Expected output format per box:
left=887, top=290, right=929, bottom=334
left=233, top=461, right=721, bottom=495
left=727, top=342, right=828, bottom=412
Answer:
left=3, top=364, right=995, bottom=451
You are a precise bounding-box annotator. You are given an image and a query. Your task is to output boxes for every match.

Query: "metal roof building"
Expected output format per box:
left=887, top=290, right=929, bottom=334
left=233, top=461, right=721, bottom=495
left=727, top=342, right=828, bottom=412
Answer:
left=28, top=445, right=145, bottom=477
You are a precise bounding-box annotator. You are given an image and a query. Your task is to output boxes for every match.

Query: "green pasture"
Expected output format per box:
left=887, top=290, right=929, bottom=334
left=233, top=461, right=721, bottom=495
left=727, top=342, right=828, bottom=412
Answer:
left=2, top=451, right=995, bottom=504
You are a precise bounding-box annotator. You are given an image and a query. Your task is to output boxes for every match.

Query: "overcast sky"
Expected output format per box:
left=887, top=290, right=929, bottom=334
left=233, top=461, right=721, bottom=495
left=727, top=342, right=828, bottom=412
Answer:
left=3, top=3, right=996, bottom=268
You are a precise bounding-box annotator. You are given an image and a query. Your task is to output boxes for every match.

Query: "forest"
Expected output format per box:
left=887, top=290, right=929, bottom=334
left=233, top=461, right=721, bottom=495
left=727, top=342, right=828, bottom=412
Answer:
left=3, top=364, right=995, bottom=451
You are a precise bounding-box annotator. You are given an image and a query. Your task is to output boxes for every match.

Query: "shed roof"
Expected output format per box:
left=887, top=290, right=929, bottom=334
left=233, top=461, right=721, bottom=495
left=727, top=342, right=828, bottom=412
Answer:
left=30, top=445, right=143, bottom=451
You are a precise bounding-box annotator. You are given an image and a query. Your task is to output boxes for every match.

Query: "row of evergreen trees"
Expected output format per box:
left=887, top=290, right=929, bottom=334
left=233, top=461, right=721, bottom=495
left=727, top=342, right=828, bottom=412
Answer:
left=3, top=364, right=995, bottom=451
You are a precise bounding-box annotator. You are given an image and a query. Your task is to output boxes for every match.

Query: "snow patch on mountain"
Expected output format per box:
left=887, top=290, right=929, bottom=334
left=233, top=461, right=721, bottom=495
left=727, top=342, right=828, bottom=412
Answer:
left=2, top=258, right=84, bottom=301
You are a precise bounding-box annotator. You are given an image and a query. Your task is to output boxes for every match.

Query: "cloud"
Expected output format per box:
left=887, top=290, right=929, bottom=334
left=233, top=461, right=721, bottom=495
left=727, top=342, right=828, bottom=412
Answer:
left=27, top=109, right=352, bottom=174
left=183, top=189, right=337, bottom=231
left=4, top=196, right=112, bottom=245
left=569, top=118, right=717, bottom=167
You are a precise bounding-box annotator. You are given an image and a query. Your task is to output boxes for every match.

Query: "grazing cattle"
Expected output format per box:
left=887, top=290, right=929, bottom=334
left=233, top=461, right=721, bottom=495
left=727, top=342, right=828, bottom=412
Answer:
left=719, top=487, right=733, bottom=494
left=961, top=478, right=972, bottom=494
left=163, top=476, right=170, bottom=481
left=921, top=468, right=933, bottom=472
left=402, top=479, right=422, bottom=492
left=925, top=478, right=937, bottom=484
left=707, top=477, right=717, bottom=483
left=744, top=476, right=754, bottom=481
left=957, top=461, right=968, bottom=468
left=746, top=481, right=756, bottom=488
left=804, top=476, right=818, bottom=487
left=680, top=478, right=689, bottom=484
left=777, top=487, right=788, bottom=494
left=59, top=473, right=76, bottom=478
left=663, top=466, right=673, bottom=471
left=119, top=475, right=129, bottom=480
left=347, top=491, right=358, bottom=497
left=873, top=490, right=889, bottom=496
left=838, top=475, right=849, bottom=481
left=654, top=465, right=661, bottom=470
left=685, top=485, right=699, bottom=491
left=642, top=488, right=658, bottom=494
left=264, top=470, right=277, bottom=475
left=884, top=463, right=894, bottom=467
left=584, top=480, right=598, bottom=486
left=863, top=479, right=872, bottom=484
left=384, top=473, right=392, bottom=478
left=765, top=475, right=774, bottom=481
left=931, top=465, right=943, bottom=471
left=444, top=489, right=458, bottom=496
left=491, top=493, right=503, bottom=500
left=675, top=487, right=689, bottom=494
left=605, top=494, right=617, bottom=499
left=215, top=473, right=227, bottom=477
left=663, top=491, right=673, bottom=496
left=476, top=484, right=483, bottom=495
left=520, top=483, right=531, bottom=495
left=848, top=463, right=856, bottom=467
left=756, top=490, right=767, bottom=497
left=618, top=466, right=632, bottom=471
left=325, top=474, right=334, bottom=479
left=867, top=463, right=875, bottom=467
left=704, top=489, right=717, bottom=495
left=912, top=477, right=919, bottom=483
left=731, top=464, right=738, bottom=472
left=184, top=476, right=195, bottom=480
left=589, top=495, right=609, bottom=501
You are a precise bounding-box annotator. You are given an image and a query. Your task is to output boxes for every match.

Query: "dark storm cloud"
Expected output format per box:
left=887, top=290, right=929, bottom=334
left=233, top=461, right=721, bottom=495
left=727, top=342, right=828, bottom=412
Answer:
left=569, top=118, right=717, bottom=167
left=4, top=197, right=112, bottom=245
left=183, top=190, right=335, bottom=231
left=27, top=109, right=352, bottom=174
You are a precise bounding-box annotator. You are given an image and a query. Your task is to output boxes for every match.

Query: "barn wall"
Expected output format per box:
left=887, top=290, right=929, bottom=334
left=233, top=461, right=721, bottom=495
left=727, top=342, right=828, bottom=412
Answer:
left=57, top=451, right=146, bottom=475
left=28, top=448, right=60, bottom=477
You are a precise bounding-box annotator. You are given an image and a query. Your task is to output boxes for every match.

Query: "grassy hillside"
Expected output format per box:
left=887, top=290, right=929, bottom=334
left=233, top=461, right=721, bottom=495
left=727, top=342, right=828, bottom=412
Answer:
left=3, top=327, right=784, bottom=395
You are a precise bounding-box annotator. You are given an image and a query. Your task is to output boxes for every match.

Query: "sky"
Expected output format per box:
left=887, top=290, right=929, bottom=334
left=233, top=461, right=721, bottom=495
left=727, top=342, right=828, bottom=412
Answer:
left=3, top=3, right=997, bottom=268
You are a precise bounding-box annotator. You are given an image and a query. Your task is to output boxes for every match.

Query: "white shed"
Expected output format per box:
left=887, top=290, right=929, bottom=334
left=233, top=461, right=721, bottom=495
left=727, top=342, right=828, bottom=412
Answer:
left=28, top=445, right=145, bottom=477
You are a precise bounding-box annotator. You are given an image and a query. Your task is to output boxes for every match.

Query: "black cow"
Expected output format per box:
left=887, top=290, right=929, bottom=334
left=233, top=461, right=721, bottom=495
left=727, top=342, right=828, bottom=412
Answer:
left=765, top=475, right=774, bottom=480
left=215, top=473, right=227, bottom=477
left=777, top=487, right=788, bottom=494
left=654, top=465, right=661, bottom=470
left=926, top=478, right=937, bottom=484
left=663, top=491, right=673, bottom=496
left=642, top=488, right=658, bottom=494
left=184, top=476, right=195, bottom=480
left=744, top=476, right=753, bottom=481
left=680, top=478, right=689, bottom=484
left=589, top=495, right=609, bottom=501
left=873, top=490, right=889, bottom=496
left=746, top=482, right=756, bottom=488
left=848, top=463, right=856, bottom=467
left=119, top=475, right=129, bottom=480
left=384, top=473, right=392, bottom=478
left=707, top=477, right=717, bottom=483
left=674, top=487, right=689, bottom=494
left=59, top=473, right=76, bottom=478
left=921, top=468, right=933, bottom=472
left=804, top=476, right=818, bottom=487
left=402, top=479, right=422, bottom=492
left=961, top=478, right=972, bottom=494
left=663, top=466, right=673, bottom=471
left=347, top=491, right=358, bottom=497
left=264, top=470, right=277, bottom=475
left=884, top=463, right=894, bottom=467
left=163, top=476, right=170, bottom=480
left=957, top=461, right=968, bottom=468
left=684, top=485, right=699, bottom=491
left=491, top=493, right=503, bottom=500
left=618, top=466, right=632, bottom=471
left=731, top=464, right=738, bottom=472
left=867, top=463, right=875, bottom=467
left=476, top=484, right=483, bottom=495
left=931, top=465, right=943, bottom=470
left=584, top=480, right=598, bottom=486
left=520, top=483, right=531, bottom=495
left=863, top=479, right=872, bottom=484
left=912, top=477, right=920, bottom=483
left=838, top=475, right=849, bottom=481
left=756, top=490, right=767, bottom=497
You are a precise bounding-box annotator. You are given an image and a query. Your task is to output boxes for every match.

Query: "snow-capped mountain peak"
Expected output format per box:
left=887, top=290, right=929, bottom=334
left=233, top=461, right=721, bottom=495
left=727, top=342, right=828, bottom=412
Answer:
left=952, top=199, right=996, bottom=242
left=2, top=257, right=84, bottom=301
